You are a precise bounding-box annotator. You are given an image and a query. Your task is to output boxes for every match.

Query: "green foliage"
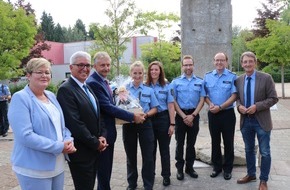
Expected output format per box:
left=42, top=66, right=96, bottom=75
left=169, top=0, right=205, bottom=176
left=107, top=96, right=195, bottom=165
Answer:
left=247, top=20, right=290, bottom=67
left=9, top=82, right=27, bottom=96
left=0, top=1, right=37, bottom=80
left=9, top=82, right=58, bottom=95
left=232, top=28, right=254, bottom=72
left=263, top=64, right=290, bottom=82
left=140, top=41, right=181, bottom=82
left=40, top=11, right=55, bottom=41
left=89, top=0, right=180, bottom=75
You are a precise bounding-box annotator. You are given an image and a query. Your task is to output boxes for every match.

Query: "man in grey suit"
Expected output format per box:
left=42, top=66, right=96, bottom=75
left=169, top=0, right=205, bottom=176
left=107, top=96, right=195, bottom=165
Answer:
left=235, top=51, right=278, bottom=190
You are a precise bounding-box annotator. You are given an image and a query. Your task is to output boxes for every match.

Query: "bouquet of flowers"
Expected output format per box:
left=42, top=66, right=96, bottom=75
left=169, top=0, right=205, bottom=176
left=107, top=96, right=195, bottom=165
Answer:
left=111, top=75, right=143, bottom=124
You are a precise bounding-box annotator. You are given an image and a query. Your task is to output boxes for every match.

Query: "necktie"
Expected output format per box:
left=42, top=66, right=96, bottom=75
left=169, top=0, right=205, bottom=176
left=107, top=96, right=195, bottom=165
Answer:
left=246, top=77, right=251, bottom=108
left=83, top=85, right=98, bottom=114
left=105, top=80, right=113, bottom=96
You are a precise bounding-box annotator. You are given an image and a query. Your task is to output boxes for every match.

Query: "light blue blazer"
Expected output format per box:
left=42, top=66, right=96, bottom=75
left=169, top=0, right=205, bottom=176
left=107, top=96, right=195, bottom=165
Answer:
left=8, top=85, right=73, bottom=171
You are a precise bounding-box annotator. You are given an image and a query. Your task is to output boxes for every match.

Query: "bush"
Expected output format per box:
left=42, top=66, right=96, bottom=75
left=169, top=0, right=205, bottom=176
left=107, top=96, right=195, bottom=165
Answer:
left=9, top=82, right=58, bottom=95
left=262, top=64, right=290, bottom=82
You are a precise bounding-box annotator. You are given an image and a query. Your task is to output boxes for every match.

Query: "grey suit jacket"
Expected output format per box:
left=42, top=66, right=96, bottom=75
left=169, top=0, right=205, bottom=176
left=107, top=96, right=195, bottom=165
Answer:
left=235, top=71, right=278, bottom=131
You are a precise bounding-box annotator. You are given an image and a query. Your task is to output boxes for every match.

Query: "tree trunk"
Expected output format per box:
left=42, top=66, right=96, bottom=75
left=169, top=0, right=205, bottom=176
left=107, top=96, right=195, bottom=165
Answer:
left=281, top=65, right=285, bottom=99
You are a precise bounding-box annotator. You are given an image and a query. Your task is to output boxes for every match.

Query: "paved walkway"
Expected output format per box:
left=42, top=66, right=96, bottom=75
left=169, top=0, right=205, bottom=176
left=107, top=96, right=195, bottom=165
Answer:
left=1, top=83, right=290, bottom=190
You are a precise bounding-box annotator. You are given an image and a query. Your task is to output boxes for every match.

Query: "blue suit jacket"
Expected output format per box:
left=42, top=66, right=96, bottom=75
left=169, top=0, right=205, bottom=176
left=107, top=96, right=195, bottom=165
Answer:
left=86, top=72, right=134, bottom=144
left=8, top=85, right=73, bottom=171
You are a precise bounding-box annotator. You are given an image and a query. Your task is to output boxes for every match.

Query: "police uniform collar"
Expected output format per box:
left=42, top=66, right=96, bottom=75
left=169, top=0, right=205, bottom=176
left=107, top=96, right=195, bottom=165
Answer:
left=129, top=82, right=144, bottom=89
left=181, top=73, right=196, bottom=79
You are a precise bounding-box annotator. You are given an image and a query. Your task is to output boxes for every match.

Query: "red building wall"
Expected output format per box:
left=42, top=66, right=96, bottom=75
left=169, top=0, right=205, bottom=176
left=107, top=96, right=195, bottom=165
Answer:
left=41, top=41, right=64, bottom=65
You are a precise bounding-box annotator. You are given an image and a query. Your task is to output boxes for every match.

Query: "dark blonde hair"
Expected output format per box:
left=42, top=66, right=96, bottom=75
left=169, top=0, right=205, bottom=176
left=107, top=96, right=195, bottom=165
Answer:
left=93, top=51, right=111, bottom=65
left=146, top=61, right=166, bottom=86
left=182, top=55, right=194, bottom=65
left=130, top=61, right=145, bottom=73
left=25, top=58, right=51, bottom=74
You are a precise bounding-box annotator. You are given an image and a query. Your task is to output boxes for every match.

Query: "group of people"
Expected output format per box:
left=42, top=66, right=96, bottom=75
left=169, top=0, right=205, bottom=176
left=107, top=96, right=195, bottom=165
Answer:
left=7, top=50, right=277, bottom=190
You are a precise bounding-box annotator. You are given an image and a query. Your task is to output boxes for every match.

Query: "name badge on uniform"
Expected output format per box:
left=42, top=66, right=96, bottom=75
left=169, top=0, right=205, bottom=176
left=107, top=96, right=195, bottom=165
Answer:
left=194, top=84, right=202, bottom=86
left=223, top=81, right=231, bottom=84
left=159, top=90, right=167, bottom=94
left=142, top=94, right=151, bottom=98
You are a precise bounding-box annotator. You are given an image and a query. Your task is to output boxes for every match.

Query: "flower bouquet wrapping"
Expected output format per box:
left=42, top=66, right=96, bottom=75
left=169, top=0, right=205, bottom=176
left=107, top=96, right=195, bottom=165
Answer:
left=111, top=75, right=143, bottom=125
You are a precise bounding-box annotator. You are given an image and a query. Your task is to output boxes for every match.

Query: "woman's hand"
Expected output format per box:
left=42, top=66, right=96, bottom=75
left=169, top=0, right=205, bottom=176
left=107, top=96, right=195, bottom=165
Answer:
left=63, top=141, right=77, bottom=154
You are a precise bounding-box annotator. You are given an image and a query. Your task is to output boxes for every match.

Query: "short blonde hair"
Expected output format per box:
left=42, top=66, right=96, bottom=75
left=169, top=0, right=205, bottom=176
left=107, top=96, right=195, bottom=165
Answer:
left=26, top=58, right=51, bottom=74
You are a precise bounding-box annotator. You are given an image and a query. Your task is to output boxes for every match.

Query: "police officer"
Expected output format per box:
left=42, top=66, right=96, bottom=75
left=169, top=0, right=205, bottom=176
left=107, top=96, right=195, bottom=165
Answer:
left=0, top=83, right=11, bottom=137
left=145, top=61, right=175, bottom=186
left=170, top=55, right=205, bottom=180
left=204, top=52, right=237, bottom=180
left=123, top=61, right=159, bottom=190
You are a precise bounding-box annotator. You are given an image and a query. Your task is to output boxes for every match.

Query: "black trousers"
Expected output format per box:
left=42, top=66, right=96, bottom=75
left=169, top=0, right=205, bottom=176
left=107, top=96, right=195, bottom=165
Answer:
left=123, top=119, right=155, bottom=190
left=0, top=101, right=9, bottom=134
left=208, top=108, right=236, bottom=173
left=175, top=110, right=199, bottom=171
left=68, top=156, right=99, bottom=190
left=151, top=110, right=171, bottom=178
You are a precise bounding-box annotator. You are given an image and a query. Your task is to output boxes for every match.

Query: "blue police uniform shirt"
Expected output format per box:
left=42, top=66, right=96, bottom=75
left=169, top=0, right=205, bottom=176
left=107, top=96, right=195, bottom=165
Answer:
left=0, top=84, right=11, bottom=102
left=204, top=69, right=237, bottom=109
left=170, top=74, right=206, bottom=110
left=149, top=82, right=174, bottom=112
left=127, top=82, right=159, bottom=113
left=243, top=70, right=256, bottom=107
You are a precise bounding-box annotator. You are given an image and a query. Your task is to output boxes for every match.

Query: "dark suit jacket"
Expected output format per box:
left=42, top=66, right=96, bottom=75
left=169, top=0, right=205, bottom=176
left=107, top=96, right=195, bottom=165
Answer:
left=86, top=72, right=134, bottom=144
left=57, top=77, right=106, bottom=162
left=235, top=71, right=278, bottom=131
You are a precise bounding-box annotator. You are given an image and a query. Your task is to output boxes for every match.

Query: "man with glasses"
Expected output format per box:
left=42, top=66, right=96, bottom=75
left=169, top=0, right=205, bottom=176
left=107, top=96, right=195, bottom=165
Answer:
left=204, top=52, right=237, bottom=180
left=57, top=51, right=108, bottom=190
left=170, top=55, right=205, bottom=180
left=86, top=51, right=145, bottom=190
left=235, top=52, right=278, bottom=190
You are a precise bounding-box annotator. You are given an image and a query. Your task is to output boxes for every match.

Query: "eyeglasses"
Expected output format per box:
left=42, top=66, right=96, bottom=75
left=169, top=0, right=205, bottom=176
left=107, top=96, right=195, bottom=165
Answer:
left=32, top=71, right=51, bottom=77
left=72, top=63, right=91, bottom=69
left=182, top=64, right=194, bottom=67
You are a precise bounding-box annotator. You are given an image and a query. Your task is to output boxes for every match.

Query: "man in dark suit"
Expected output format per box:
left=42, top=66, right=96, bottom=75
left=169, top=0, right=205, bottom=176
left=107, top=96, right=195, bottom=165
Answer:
left=86, top=51, right=145, bottom=190
left=235, top=51, right=278, bottom=190
left=57, top=51, right=108, bottom=190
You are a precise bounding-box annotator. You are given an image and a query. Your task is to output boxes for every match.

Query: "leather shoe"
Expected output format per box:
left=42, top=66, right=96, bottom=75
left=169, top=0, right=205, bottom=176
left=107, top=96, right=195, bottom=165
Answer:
left=163, top=177, right=170, bottom=186
left=259, top=180, right=268, bottom=190
left=176, top=170, right=184, bottom=180
left=126, top=187, right=136, bottom=190
left=185, top=168, right=198, bottom=178
left=2, top=133, right=7, bottom=137
left=237, top=175, right=256, bottom=184
left=210, top=170, right=222, bottom=178
left=223, top=172, right=232, bottom=180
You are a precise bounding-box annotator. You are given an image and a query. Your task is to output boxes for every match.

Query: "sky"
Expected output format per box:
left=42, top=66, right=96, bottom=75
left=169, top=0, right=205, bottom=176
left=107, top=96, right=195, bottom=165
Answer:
left=9, top=0, right=264, bottom=34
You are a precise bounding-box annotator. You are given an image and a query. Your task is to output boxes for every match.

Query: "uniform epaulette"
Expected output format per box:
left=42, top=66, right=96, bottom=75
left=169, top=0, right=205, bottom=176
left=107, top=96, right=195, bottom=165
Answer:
left=228, top=70, right=237, bottom=75
left=196, top=76, right=203, bottom=80
left=205, top=71, right=212, bottom=75
left=172, top=76, right=182, bottom=80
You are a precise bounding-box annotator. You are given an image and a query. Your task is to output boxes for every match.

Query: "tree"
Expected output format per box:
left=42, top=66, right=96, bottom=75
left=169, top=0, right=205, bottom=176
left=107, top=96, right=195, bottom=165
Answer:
left=0, top=0, right=37, bottom=79
left=90, top=0, right=142, bottom=75
left=40, top=11, right=55, bottom=41
left=247, top=19, right=290, bottom=98
left=232, top=27, right=254, bottom=72
left=252, top=0, right=285, bottom=37
left=90, top=0, right=180, bottom=76
left=140, top=41, right=181, bottom=82
left=53, top=23, right=65, bottom=42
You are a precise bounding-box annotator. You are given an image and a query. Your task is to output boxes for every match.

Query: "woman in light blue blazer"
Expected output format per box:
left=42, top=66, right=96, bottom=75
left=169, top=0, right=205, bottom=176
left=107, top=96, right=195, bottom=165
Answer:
left=8, top=58, right=76, bottom=190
